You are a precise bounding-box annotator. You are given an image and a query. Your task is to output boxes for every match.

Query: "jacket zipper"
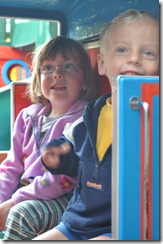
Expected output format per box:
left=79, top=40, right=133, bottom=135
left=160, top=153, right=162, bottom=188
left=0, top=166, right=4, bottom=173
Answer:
left=93, top=161, right=103, bottom=179
left=93, top=145, right=111, bottom=180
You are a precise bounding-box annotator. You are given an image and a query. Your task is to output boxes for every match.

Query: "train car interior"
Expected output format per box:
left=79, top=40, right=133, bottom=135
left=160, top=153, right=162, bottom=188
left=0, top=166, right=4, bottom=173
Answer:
left=0, top=0, right=160, bottom=240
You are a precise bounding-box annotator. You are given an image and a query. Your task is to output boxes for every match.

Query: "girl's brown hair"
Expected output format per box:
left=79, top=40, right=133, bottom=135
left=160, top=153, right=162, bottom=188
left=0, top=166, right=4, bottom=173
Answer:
left=27, top=36, right=97, bottom=105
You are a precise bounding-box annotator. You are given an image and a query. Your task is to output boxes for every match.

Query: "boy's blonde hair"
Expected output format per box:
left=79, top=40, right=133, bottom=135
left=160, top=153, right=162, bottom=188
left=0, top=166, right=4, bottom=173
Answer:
left=27, top=36, right=97, bottom=105
left=100, top=9, right=159, bottom=53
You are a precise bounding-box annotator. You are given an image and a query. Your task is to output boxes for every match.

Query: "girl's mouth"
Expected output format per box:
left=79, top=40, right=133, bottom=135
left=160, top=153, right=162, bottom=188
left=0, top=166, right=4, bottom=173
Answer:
left=51, top=86, right=66, bottom=90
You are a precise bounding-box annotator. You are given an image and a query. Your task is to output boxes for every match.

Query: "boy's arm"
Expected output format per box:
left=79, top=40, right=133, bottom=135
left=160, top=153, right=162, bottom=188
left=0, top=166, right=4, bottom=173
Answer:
left=42, top=137, right=79, bottom=177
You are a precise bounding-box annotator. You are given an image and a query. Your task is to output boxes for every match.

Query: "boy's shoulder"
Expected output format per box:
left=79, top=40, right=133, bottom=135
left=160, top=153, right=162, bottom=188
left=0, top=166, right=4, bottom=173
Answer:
left=89, top=93, right=111, bottom=108
left=63, top=116, right=83, bottom=144
left=95, top=93, right=111, bottom=104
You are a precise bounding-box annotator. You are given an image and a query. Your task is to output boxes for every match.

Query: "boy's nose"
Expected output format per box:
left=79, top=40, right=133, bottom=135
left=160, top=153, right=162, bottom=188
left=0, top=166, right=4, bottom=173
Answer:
left=126, top=51, right=141, bottom=65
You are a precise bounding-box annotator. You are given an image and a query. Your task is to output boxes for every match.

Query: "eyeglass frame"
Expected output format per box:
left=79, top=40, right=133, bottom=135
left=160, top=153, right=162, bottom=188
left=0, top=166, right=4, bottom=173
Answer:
left=38, top=63, right=82, bottom=75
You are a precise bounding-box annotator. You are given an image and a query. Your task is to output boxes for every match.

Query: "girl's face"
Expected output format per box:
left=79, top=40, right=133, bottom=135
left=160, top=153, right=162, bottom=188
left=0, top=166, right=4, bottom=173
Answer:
left=40, top=54, right=85, bottom=113
left=98, top=17, right=159, bottom=86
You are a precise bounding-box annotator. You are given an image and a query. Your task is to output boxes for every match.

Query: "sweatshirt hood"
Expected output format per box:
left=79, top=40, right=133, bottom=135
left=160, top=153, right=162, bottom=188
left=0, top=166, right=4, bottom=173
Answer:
left=24, top=100, right=88, bottom=119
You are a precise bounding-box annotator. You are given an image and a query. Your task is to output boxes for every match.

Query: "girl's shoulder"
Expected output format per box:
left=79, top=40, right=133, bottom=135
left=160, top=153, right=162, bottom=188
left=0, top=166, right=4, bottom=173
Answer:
left=19, top=103, right=51, bottom=118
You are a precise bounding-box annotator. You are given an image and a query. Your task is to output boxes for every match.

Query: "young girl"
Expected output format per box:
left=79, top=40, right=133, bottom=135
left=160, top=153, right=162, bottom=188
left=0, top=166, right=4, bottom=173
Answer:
left=0, top=36, right=97, bottom=240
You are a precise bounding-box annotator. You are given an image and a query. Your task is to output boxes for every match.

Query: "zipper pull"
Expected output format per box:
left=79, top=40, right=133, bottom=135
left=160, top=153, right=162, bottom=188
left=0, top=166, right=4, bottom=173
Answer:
left=93, top=163, right=99, bottom=179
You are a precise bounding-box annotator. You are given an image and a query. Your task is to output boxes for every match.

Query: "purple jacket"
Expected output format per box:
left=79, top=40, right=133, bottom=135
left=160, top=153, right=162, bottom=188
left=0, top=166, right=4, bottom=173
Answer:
left=0, top=100, right=87, bottom=204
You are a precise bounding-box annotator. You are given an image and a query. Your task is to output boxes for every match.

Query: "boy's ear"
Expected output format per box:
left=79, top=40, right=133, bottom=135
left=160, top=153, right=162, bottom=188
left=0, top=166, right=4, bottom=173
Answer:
left=97, top=54, right=106, bottom=75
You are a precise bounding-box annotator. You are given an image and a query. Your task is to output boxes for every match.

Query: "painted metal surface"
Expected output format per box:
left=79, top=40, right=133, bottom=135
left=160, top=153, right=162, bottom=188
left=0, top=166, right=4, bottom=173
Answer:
left=0, top=85, right=11, bottom=150
left=0, top=0, right=159, bottom=41
left=112, top=76, right=159, bottom=240
left=0, top=80, right=31, bottom=152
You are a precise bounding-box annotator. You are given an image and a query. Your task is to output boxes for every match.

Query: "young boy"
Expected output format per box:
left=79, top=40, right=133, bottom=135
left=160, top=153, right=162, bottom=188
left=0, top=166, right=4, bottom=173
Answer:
left=33, top=9, right=159, bottom=240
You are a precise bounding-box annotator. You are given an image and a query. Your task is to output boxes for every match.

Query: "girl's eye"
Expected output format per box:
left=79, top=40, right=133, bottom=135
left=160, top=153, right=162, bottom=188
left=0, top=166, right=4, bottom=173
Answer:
left=39, top=65, right=54, bottom=74
left=63, top=63, right=76, bottom=72
left=44, top=65, right=53, bottom=71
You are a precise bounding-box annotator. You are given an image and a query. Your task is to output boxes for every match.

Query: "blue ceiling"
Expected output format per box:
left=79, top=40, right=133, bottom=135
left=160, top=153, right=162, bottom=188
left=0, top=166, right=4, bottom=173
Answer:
left=0, top=0, right=159, bottom=41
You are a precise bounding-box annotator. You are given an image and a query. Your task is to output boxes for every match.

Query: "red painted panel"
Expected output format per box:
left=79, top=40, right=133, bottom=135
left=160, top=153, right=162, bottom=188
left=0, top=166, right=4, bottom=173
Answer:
left=140, top=83, right=159, bottom=240
left=87, top=47, right=111, bottom=96
left=14, top=83, right=32, bottom=119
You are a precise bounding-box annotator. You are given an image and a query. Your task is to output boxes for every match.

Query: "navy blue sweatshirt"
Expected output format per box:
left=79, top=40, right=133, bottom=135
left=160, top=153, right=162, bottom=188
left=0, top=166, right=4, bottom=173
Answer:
left=43, top=93, right=112, bottom=238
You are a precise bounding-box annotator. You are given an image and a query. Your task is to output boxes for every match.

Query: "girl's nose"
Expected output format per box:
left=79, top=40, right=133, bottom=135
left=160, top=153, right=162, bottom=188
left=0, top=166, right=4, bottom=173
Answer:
left=53, top=73, right=63, bottom=79
left=53, top=68, right=64, bottom=79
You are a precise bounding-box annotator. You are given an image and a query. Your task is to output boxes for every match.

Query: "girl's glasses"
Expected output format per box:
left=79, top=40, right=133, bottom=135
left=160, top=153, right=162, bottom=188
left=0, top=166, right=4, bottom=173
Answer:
left=38, top=63, right=81, bottom=74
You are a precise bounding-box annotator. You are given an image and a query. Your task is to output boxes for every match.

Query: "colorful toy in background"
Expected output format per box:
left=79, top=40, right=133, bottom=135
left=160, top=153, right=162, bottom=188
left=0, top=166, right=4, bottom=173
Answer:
left=0, top=17, right=59, bottom=88
left=0, top=46, right=31, bottom=88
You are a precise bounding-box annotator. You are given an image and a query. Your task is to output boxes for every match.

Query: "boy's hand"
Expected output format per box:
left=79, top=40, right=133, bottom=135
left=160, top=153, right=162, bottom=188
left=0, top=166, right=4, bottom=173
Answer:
left=41, top=142, right=71, bottom=169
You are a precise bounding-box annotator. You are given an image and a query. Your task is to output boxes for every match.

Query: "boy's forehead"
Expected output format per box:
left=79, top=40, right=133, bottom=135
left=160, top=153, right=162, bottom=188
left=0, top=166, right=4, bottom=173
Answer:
left=120, top=16, right=156, bottom=27
left=102, top=18, right=159, bottom=52
left=107, top=17, right=159, bottom=38
left=100, top=16, right=159, bottom=54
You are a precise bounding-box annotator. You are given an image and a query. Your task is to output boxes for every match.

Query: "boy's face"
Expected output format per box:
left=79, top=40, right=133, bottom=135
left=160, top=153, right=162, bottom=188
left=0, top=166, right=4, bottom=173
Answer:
left=98, top=17, right=159, bottom=86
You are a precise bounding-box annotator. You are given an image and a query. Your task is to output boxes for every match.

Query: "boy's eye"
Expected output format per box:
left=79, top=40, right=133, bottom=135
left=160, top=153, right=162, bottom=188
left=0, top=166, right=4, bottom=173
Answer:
left=116, top=47, right=127, bottom=53
left=144, top=50, right=154, bottom=57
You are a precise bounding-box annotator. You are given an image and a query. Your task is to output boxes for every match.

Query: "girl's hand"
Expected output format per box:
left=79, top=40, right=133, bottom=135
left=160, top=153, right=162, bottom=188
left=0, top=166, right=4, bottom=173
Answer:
left=41, top=142, right=71, bottom=169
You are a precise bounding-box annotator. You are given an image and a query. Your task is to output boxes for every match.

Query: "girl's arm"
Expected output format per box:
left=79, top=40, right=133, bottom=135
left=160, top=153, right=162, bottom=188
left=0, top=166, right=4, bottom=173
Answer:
left=0, top=110, right=26, bottom=203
